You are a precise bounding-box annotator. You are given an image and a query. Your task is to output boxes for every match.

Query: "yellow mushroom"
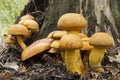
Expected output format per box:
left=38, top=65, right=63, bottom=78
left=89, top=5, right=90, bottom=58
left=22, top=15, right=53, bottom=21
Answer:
left=89, top=32, right=114, bottom=72
left=48, top=40, right=60, bottom=53
left=47, top=30, right=67, bottom=39
left=19, top=19, right=39, bottom=33
left=59, top=34, right=83, bottom=74
left=21, top=38, right=53, bottom=61
left=4, top=35, right=16, bottom=44
left=80, top=38, right=94, bottom=71
left=7, top=24, right=31, bottom=49
left=57, top=13, right=87, bottom=74
left=20, top=14, right=34, bottom=20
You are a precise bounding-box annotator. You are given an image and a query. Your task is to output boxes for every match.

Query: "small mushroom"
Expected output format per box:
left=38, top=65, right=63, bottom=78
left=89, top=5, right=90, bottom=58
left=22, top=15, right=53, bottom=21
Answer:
left=48, top=40, right=60, bottom=53
left=89, top=32, right=114, bottom=72
left=19, top=19, right=39, bottom=33
left=20, top=14, right=34, bottom=20
left=78, top=33, right=87, bottom=38
left=47, top=30, right=67, bottom=39
left=80, top=38, right=94, bottom=71
left=81, top=38, right=93, bottom=50
left=59, top=34, right=83, bottom=74
left=7, top=24, right=31, bottom=49
left=21, top=38, right=53, bottom=61
left=4, top=35, right=16, bottom=44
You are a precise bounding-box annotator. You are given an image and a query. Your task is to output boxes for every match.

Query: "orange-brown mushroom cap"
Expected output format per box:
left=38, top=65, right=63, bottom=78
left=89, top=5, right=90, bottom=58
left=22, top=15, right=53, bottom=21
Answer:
left=59, top=34, right=83, bottom=50
left=20, top=14, right=34, bottom=20
left=81, top=38, right=93, bottom=50
left=7, top=24, right=31, bottom=38
left=19, top=19, right=39, bottom=32
left=47, top=30, right=67, bottom=39
left=89, top=32, right=114, bottom=47
left=57, top=13, right=87, bottom=31
left=21, top=38, right=53, bottom=61
left=50, top=40, right=60, bottom=49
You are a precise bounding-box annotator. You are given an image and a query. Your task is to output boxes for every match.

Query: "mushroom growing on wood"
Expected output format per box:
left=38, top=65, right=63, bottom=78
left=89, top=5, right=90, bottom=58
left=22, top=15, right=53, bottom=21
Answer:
left=57, top=13, right=87, bottom=74
left=7, top=24, right=31, bottom=49
left=89, top=32, right=114, bottom=72
left=21, top=38, right=53, bottom=61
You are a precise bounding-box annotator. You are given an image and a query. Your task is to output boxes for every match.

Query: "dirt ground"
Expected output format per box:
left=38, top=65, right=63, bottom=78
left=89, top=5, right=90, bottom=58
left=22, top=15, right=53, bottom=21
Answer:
left=0, top=44, right=120, bottom=80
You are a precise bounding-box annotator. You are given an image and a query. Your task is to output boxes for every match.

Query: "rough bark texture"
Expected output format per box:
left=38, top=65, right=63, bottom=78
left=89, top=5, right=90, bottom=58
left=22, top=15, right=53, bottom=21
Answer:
left=35, top=0, right=80, bottom=39
left=33, top=0, right=120, bottom=44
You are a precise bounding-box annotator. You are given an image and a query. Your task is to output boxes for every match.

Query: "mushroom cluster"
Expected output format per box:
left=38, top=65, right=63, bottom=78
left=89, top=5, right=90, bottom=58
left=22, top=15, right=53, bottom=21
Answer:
left=4, top=14, right=39, bottom=49
left=4, top=13, right=114, bottom=74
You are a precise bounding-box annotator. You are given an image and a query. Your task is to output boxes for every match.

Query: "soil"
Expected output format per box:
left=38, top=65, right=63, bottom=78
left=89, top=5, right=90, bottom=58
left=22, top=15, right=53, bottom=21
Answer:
left=0, top=44, right=120, bottom=80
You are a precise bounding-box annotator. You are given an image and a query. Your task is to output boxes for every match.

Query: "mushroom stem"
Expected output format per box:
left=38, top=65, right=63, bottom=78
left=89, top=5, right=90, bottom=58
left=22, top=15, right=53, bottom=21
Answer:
left=67, top=31, right=79, bottom=34
left=89, top=46, right=106, bottom=72
left=60, top=50, right=65, bottom=61
left=16, top=36, right=27, bottom=49
left=65, top=50, right=85, bottom=74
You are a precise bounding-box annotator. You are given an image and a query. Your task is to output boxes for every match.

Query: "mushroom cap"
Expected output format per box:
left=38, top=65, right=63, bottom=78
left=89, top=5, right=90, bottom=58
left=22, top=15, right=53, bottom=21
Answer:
left=78, top=33, right=87, bottom=38
left=20, top=14, right=34, bottom=20
left=57, top=13, right=87, bottom=31
left=81, top=38, right=93, bottom=50
left=47, top=30, right=67, bottom=39
left=50, top=40, right=60, bottom=48
left=89, top=32, right=114, bottom=47
left=59, top=34, right=83, bottom=50
left=48, top=48, right=58, bottom=53
left=21, top=38, right=53, bottom=61
left=19, top=19, right=39, bottom=32
left=7, top=24, right=31, bottom=38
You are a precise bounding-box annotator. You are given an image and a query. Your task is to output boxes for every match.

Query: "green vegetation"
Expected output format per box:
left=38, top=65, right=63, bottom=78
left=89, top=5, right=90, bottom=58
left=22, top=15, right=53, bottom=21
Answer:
left=0, top=0, right=29, bottom=37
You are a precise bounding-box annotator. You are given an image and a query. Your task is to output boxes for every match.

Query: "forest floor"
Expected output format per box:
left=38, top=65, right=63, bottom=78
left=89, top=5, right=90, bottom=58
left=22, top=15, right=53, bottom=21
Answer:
left=0, top=42, right=120, bottom=80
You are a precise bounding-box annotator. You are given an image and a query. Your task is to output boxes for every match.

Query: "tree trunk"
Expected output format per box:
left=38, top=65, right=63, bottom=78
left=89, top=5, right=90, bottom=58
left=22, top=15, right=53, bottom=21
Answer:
left=33, top=0, right=119, bottom=43
left=17, top=0, right=120, bottom=48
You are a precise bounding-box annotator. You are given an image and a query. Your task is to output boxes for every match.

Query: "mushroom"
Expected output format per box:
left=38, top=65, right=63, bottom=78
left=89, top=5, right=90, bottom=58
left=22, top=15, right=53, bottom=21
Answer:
left=47, top=30, right=67, bottom=39
left=80, top=38, right=94, bottom=71
left=3, top=33, right=16, bottom=44
left=59, top=34, right=84, bottom=74
left=81, top=38, right=93, bottom=50
left=20, top=14, right=34, bottom=20
left=21, top=38, right=53, bottom=61
left=4, top=35, right=16, bottom=44
left=57, top=13, right=87, bottom=34
left=18, top=19, right=39, bottom=33
left=48, top=40, right=60, bottom=53
left=7, top=24, right=31, bottom=49
left=57, top=13, right=87, bottom=74
left=89, top=32, right=114, bottom=72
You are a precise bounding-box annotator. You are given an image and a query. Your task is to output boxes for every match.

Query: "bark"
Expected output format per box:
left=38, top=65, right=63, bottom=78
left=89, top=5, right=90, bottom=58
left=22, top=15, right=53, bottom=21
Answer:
left=17, top=0, right=120, bottom=44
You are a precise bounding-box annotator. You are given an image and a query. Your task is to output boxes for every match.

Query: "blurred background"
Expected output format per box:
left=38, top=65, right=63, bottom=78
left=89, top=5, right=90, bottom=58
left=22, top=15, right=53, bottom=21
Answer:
left=0, top=0, right=29, bottom=37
